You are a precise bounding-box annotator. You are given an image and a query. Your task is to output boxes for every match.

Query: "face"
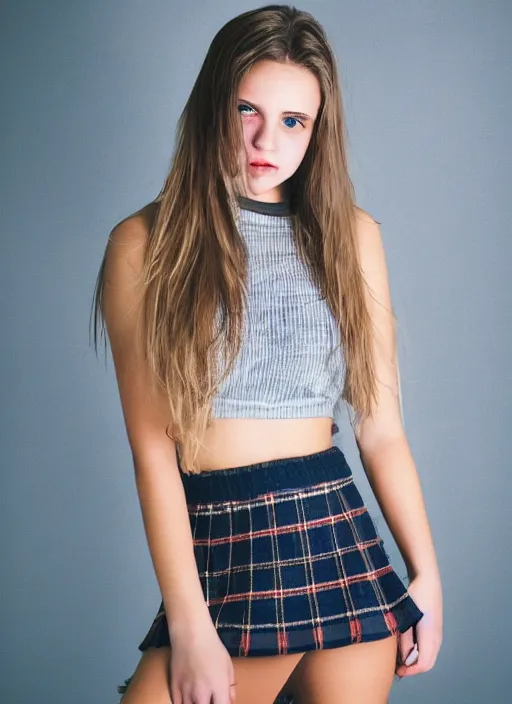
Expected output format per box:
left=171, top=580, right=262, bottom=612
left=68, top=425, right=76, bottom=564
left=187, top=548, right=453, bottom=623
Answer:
left=236, top=59, right=321, bottom=203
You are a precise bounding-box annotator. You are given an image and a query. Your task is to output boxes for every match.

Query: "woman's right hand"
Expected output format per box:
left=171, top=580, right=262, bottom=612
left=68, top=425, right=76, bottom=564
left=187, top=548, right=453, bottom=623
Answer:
left=169, top=621, right=236, bottom=704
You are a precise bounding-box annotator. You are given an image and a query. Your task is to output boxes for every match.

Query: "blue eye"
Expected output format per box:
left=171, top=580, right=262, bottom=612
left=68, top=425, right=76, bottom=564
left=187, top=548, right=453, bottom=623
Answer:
left=237, top=104, right=304, bottom=128
left=283, top=116, right=300, bottom=129
left=238, top=104, right=255, bottom=115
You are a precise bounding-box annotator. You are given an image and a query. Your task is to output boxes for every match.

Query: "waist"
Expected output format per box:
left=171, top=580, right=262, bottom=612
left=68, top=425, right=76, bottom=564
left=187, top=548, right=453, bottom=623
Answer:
left=178, top=445, right=351, bottom=504
left=190, top=417, right=336, bottom=473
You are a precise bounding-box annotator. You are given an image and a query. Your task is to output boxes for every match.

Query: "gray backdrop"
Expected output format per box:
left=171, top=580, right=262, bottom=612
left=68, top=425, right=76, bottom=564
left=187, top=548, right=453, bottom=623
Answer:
left=2, top=1, right=510, bottom=702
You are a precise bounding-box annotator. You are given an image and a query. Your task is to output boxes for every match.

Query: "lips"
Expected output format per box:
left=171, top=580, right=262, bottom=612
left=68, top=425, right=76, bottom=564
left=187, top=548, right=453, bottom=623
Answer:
left=250, top=160, right=276, bottom=168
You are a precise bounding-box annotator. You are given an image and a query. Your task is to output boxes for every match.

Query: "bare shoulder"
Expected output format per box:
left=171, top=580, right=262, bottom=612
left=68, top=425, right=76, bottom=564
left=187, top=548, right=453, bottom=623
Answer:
left=100, top=201, right=159, bottom=342
left=102, top=201, right=159, bottom=293
left=101, top=199, right=173, bottom=451
left=350, top=207, right=403, bottom=448
left=353, top=205, right=382, bottom=237
left=108, top=200, right=159, bottom=251
left=352, top=205, right=387, bottom=273
left=353, top=205, right=380, bottom=225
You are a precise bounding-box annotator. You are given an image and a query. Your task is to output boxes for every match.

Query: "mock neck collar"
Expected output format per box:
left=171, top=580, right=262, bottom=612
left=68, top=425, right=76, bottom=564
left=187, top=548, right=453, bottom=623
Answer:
left=236, top=194, right=292, bottom=217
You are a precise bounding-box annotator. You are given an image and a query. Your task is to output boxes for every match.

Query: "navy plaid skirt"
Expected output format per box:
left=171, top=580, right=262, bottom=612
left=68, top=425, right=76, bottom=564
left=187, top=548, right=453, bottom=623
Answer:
left=133, top=445, right=423, bottom=659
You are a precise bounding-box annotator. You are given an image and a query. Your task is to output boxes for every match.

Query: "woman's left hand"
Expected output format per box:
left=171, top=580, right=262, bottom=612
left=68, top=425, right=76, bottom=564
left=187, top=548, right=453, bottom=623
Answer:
left=395, top=572, right=443, bottom=678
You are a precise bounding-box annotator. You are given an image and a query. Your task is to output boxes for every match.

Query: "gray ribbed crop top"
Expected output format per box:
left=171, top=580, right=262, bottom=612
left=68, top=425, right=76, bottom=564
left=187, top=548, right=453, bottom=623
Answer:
left=211, top=194, right=345, bottom=431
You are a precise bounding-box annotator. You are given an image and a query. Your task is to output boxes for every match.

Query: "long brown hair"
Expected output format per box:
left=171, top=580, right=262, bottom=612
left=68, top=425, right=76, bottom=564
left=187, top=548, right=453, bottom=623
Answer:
left=90, top=4, right=381, bottom=473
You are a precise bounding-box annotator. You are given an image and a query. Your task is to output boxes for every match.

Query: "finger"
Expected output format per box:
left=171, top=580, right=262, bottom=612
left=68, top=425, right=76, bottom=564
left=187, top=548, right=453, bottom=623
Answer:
left=396, top=648, right=421, bottom=677
left=398, top=643, right=439, bottom=678
left=397, top=656, right=426, bottom=678
left=169, top=686, right=182, bottom=704
left=396, top=633, right=432, bottom=677
left=395, top=623, right=422, bottom=677
left=397, top=627, right=415, bottom=666
left=209, top=675, right=236, bottom=704
left=405, top=644, right=419, bottom=666
left=211, top=686, right=234, bottom=704
left=228, top=664, right=236, bottom=703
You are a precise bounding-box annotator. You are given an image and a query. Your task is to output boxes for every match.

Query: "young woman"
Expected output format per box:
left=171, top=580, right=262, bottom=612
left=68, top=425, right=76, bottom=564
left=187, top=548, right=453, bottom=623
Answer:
left=91, top=5, right=443, bottom=703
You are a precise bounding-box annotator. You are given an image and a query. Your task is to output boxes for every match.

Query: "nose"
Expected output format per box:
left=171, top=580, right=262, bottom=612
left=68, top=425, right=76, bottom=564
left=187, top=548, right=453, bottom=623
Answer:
left=253, top=121, right=276, bottom=152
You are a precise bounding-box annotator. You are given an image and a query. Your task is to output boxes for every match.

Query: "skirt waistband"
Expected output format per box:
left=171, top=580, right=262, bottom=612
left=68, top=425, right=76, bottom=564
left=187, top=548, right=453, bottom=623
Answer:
left=178, top=445, right=352, bottom=505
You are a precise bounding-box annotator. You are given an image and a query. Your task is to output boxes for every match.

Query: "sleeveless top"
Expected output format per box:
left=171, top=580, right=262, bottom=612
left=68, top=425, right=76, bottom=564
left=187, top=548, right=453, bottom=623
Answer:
left=210, top=194, right=345, bottom=434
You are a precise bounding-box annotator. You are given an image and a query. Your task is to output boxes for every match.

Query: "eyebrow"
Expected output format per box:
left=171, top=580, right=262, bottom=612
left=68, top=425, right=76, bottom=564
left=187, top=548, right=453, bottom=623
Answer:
left=237, top=98, right=313, bottom=121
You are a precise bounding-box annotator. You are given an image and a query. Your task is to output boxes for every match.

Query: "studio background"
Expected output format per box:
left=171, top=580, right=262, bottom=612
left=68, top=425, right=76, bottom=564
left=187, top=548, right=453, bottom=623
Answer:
left=1, top=1, right=510, bottom=702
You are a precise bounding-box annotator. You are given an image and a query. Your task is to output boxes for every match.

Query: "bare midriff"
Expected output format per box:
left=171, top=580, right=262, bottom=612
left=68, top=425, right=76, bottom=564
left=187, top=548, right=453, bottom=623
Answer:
left=193, top=417, right=335, bottom=472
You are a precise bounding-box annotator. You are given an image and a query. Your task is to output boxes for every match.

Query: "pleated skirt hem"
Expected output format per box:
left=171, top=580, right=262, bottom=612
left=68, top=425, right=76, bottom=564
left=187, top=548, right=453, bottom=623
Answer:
left=134, top=588, right=422, bottom=658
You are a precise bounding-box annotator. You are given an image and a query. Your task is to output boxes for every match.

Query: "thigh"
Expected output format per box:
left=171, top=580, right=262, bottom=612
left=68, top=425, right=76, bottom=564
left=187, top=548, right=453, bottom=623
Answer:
left=119, top=647, right=171, bottom=703
left=121, top=647, right=172, bottom=704
left=287, top=633, right=399, bottom=704
left=119, top=645, right=304, bottom=704
left=232, top=651, right=304, bottom=704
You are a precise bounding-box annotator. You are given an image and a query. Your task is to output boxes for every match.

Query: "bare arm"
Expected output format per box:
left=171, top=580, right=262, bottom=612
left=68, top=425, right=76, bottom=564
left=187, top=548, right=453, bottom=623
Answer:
left=351, top=209, right=440, bottom=583
left=351, top=208, right=442, bottom=675
left=101, top=207, right=212, bottom=636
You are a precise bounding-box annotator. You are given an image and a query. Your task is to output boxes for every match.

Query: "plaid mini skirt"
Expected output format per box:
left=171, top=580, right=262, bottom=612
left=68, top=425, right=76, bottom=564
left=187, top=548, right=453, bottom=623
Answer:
left=132, top=445, right=423, bottom=660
